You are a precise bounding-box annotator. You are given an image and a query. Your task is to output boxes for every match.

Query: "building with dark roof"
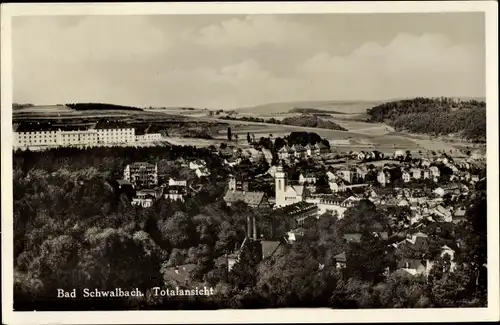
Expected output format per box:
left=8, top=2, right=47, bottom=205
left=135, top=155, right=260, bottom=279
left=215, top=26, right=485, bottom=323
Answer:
left=223, top=190, right=270, bottom=209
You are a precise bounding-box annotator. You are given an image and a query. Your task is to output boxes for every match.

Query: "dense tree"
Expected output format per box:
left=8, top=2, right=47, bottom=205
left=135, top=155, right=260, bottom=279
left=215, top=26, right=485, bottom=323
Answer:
left=366, top=97, right=486, bottom=142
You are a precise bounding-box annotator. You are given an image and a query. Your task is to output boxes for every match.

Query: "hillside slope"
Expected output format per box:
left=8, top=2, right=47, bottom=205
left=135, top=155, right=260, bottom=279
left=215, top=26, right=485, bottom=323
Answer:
left=366, top=97, right=486, bottom=142
left=236, top=100, right=384, bottom=115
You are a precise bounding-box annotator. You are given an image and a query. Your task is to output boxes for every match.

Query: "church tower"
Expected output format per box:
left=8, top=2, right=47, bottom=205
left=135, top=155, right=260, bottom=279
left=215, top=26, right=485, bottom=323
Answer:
left=275, top=165, right=287, bottom=207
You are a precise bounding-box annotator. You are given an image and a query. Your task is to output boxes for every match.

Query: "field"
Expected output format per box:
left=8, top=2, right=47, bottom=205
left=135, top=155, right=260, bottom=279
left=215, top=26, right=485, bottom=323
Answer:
left=235, top=100, right=385, bottom=115
left=12, top=104, right=482, bottom=154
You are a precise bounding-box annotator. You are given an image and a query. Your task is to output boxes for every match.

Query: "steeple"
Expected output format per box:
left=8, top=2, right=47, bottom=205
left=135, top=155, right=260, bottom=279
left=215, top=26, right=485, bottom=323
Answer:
left=275, top=163, right=287, bottom=207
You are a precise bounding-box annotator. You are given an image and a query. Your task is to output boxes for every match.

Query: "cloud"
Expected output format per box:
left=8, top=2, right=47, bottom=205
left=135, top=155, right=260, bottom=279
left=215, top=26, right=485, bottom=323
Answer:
left=296, top=33, right=484, bottom=100
left=12, top=14, right=485, bottom=109
left=196, top=15, right=311, bottom=49
left=13, top=16, right=170, bottom=63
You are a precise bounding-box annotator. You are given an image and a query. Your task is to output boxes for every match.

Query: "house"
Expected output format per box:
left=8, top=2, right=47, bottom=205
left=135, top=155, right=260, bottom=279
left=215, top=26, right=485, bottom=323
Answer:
left=329, top=181, right=340, bottom=193
left=224, top=157, right=241, bottom=167
left=333, top=252, right=347, bottom=269
left=291, top=144, right=307, bottom=158
left=189, top=160, right=206, bottom=170
left=470, top=175, right=480, bottom=183
left=164, top=184, right=187, bottom=201
left=261, top=148, right=273, bottom=164
left=452, top=208, right=467, bottom=223
left=228, top=174, right=249, bottom=192
left=278, top=145, right=293, bottom=160
left=397, top=258, right=430, bottom=276
left=168, top=178, right=187, bottom=187
left=420, top=158, right=431, bottom=168
left=299, top=172, right=317, bottom=185
left=357, top=151, right=366, bottom=161
left=433, top=187, right=445, bottom=197
left=429, top=166, right=440, bottom=178
left=398, top=199, right=409, bottom=207
left=377, top=171, right=390, bottom=186
left=394, top=150, right=405, bottom=158
left=123, top=162, right=158, bottom=189
left=111, top=179, right=135, bottom=198
left=267, top=165, right=278, bottom=178
left=365, top=151, right=376, bottom=160
left=432, top=205, right=452, bottom=222
left=304, top=144, right=314, bottom=157
left=470, top=150, right=483, bottom=160
left=131, top=197, right=154, bottom=208
left=245, top=148, right=263, bottom=163
left=401, top=232, right=429, bottom=251
left=447, top=163, right=459, bottom=174
left=356, top=166, right=368, bottom=181
left=287, top=228, right=306, bottom=243
left=223, top=190, right=270, bottom=209
left=136, top=188, right=162, bottom=200
left=343, top=233, right=362, bottom=243
left=440, top=245, right=457, bottom=271
left=410, top=168, right=422, bottom=179
left=326, top=171, right=337, bottom=182
left=402, top=170, right=411, bottom=183
left=195, top=167, right=210, bottom=178
left=313, top=142, right=329, bottom=155
left=337, top=169, right=353, bottom=183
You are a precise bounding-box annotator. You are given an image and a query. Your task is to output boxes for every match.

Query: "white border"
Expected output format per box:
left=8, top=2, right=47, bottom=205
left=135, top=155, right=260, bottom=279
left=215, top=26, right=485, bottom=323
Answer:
left=1, top=2, right=499, bottom=324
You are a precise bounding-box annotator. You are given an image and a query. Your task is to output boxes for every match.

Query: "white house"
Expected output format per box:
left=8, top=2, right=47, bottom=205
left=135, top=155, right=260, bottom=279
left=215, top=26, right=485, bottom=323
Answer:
left=299, top=173, right=317, bottom=185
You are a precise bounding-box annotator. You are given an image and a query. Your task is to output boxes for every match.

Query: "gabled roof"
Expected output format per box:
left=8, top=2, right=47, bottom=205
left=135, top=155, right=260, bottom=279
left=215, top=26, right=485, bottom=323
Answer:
left=129, top=162, right=156, bottom=168
left=290, top=185, right=304, bottom=196
left=397, top=258, right=425, bottom=270
left=278, top=201, right=317, bottom=216
left=333, top=252, right=346, bottom=262
left=117, top=179, right=133, bottom=187
left=343, top=233, right=362, bottom=243
left=454, top=208, right=466, bottom=217
left=261, top=240, right=282, bottom=259
left=223, top=190, right=266, bottom=207
left=292, top=144, right=306, bottom=151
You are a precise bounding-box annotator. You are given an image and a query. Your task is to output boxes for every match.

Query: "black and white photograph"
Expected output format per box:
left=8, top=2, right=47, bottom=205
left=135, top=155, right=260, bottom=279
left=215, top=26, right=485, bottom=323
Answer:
left=1, top=2, right=499, bottom=324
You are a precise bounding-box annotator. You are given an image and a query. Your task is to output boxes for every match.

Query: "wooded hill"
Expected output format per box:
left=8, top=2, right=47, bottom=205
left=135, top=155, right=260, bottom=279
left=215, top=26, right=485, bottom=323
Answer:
left=66, top=103, right=144, bottom=111
left=366, top=97, right=486, bottom=142
left=281, top=114, right=348, bottom=131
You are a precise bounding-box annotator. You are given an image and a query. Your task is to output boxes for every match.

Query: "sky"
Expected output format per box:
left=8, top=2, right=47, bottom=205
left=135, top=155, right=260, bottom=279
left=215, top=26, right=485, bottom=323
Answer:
left=12, top=13, right=486, bottom=109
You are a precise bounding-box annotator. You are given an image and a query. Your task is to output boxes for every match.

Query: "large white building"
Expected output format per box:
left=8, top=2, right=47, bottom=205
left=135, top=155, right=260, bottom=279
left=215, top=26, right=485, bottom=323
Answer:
left=13, top=128, right=136, bottom=148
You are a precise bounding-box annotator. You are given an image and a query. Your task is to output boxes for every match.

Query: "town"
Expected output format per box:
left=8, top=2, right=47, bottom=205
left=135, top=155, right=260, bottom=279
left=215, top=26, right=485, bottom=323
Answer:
left=12, top=120, right=488, bottom=310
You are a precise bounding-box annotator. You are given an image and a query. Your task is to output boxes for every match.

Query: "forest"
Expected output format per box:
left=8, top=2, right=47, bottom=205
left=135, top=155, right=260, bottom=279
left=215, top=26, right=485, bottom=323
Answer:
left=366, top=97, right=486, bottom=142
left=290, top=108, right=346, bottom=115
left=281, top=115, right=347, bottom=131
left=12, top=145, right=487, bottom=310
left=220, top=115, right=347, bottom=131
left=66, top=103, right=144, bottom=111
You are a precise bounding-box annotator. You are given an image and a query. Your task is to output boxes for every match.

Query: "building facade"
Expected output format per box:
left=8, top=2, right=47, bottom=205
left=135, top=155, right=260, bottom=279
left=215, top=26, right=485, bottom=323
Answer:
left=123, top=162, right=158, bottom=188
left=14, top=128, right=136, bottom=148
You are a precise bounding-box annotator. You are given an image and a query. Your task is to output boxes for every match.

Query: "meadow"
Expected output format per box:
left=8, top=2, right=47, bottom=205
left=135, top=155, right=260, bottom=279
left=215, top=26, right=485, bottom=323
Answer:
left=12, top=104, right=479, bottom=153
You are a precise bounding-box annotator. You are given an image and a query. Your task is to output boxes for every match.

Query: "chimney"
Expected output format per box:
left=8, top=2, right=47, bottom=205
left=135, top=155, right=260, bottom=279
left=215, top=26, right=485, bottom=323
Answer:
left=247, top=215, right=252, bottom=239
left=253, top=216, right=258, bottom=241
